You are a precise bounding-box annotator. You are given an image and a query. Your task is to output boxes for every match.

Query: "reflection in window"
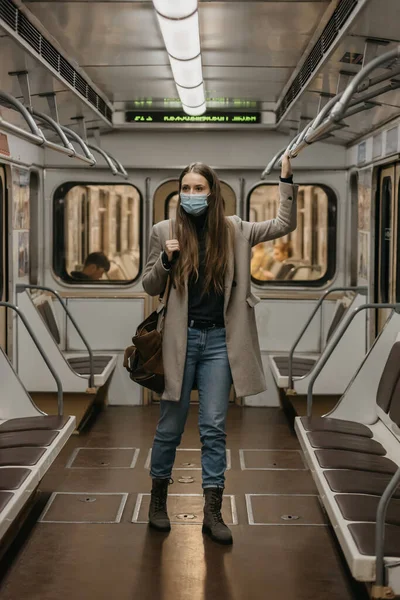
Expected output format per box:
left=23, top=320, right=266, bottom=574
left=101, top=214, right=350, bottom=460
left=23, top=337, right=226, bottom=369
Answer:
left=249, top=184, right=335, bottom=285
left=53, top=183, right=141, bottom=284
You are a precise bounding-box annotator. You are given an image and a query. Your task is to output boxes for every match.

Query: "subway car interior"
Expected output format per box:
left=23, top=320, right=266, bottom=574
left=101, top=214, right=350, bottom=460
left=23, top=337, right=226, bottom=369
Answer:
left=1, top=0, right=400, bottom=598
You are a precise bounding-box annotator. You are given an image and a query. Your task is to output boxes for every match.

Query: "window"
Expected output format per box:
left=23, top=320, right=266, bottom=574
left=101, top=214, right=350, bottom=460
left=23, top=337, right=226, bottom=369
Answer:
left=248, top=184, right=336, bottom=286
left=53, top=183, right=142, bottom=284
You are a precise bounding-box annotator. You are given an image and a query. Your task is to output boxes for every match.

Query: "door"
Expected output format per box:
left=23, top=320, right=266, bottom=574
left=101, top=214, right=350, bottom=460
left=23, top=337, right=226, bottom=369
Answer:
left=376, top=164, right=399, bottom=333
left=0, top=167, right=7, bottom=352
left=150, top=179, right=237, bottom=403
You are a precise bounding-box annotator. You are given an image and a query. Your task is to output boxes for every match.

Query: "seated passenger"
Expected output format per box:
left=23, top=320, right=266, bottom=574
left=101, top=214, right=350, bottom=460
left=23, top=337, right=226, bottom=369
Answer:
left=250, top=242, right=274, bottom=280
left=263, top=241, right=294, bottom=280
left=70, top=252, right=110, bottom=281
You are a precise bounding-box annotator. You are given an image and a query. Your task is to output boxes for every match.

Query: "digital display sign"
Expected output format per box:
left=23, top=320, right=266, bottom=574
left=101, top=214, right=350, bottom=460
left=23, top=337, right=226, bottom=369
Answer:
left=125, top=111, right=261, bottom=124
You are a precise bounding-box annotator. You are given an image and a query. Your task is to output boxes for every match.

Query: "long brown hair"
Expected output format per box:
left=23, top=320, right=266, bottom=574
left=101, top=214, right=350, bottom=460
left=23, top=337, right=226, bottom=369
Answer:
left=173, top=163, right=234, bottom=295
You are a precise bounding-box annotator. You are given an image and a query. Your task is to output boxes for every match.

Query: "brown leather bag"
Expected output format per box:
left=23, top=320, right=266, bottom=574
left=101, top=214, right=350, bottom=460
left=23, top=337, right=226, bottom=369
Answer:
left=123, top=220, right=173, bottom=394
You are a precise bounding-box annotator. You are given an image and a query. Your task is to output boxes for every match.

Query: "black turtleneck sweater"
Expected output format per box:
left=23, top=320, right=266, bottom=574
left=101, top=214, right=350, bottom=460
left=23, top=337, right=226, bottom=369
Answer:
left=187, top=212, right=225, bottom=326
left=161, top=212, right=224, bottom=326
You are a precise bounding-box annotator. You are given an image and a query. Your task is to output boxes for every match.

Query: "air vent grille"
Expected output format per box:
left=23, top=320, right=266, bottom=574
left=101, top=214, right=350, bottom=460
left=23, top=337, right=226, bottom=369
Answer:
left=276, top=0, right=358, bottom=123
left=0, top=0, right=16, bottom=30
left=0, top=0, right=112, bottom=123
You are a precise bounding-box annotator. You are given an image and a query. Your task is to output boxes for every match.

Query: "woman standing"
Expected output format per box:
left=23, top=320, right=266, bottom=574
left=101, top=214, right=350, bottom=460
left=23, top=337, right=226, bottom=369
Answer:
left=142, top=155, right=296, bottom=545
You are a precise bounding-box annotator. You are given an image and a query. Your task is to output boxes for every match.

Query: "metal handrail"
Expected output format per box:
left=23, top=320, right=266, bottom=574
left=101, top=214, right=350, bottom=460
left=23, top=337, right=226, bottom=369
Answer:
left=375, top=466, right=400, bottom=594
left=32, top=110, right=75, bottom=156
left=262, top=147, right=286, bottom=178
left=17, top=284, right=96, bottom=389
left=306, top=303, right=400, bottom=416
left=0, top=301, right=63, bottom=415
left=110, top=155, right=129, bottom=179
left=278, top=48, right=400, bottom=163
left=87, top=144, right=119, bottom=175
left=0, top=90, right=45, bottom=140
left=60, top=126, right=96, bottom=165
left=331, top=45, right=400, bottom=122
left=287, top=286, right=367, bottom=390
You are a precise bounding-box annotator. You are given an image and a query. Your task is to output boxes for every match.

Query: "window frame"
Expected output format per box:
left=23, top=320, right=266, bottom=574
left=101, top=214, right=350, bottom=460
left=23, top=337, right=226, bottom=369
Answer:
left=52, top=181, right=143, bottom=286
left=246, top=181, right=337, bottom=288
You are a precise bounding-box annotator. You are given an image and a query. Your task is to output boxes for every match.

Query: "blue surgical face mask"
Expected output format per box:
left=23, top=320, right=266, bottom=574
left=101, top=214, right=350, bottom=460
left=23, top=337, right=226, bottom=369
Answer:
left=180, top=193, right=209, bottom=216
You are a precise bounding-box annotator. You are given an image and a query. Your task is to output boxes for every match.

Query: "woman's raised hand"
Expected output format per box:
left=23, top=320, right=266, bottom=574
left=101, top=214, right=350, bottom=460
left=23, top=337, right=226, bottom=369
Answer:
left=281, top=153, right=292, bottom=179
left=165, top=239, right=180, bottom=262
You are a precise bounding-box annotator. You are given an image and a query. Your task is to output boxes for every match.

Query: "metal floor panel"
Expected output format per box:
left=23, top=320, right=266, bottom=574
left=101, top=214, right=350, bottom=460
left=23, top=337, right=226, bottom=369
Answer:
left=0, top=405, right=359, bottom=600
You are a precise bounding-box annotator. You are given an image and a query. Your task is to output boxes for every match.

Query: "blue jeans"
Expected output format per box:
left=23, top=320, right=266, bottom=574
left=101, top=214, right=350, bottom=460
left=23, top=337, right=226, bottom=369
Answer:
left=150, top=327, right=233, bottom=488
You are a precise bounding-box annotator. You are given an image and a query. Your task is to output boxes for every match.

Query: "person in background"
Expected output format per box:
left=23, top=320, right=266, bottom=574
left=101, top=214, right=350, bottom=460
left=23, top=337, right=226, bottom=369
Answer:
left=251, top=242, right=274, bottom=280
left=70, top=252, right=110, bottom=281
left=262, top=241, right=294, bottom=280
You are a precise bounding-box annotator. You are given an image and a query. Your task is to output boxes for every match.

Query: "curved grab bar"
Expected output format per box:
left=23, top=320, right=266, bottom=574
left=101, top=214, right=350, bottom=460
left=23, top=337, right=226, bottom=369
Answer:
left=0, top=115, right=44, bottom=145
left=87, top=144, right=119, bottom=175
left=61, top=126, right=96, bottom=165
left=17, top=284, right=96, bottom=390
left=375, top=466, right=400, bottom=593
left=331, top=45, right=400, bottom=122
left=287, top=286, right=366, bottom=390
left=32, top=110, right=75, bottom=156
left=111, top=157, right=129, bottom=179
left=261, top=147, right=286, bottom=178
left=306, top=302, right=400, bottom=416
left=0, top=90, right=45, bottom=141
left=0, top=301, right=63, bottom=415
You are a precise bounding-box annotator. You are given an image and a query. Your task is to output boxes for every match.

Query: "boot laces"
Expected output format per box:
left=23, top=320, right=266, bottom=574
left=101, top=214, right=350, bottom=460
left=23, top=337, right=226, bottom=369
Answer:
left=152, top=478, right=172, bottom=512
left=209, top=490, right=224, bottom=525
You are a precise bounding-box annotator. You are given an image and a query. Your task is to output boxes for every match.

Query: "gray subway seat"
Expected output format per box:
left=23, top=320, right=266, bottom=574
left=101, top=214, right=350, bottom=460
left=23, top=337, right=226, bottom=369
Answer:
left=307, top=432, right=386, bottom=455
left=0, top=415, right=68, bottom=433
left=0, top=468, right=31, bottom=490
left=0, top=430, right=59, bottom=449
left=0, top=492, right=13, bottom=513
left=326, top=301, right=346, bottom=342
left=0, top=447, right=46, bottom=466
left=376, top=341, right=400, bottom=413
left=273, top=356, right=316, bottom=377
left=335, top=494, right=400, bottom=526
left=300, top=417, right=373, bottom=438
left=37, top=301, right=61, bottom=344
left=348, top=523, right=400, bottom=557
left=324, top=470, right=400, bottom=499
left=67, top=355, right=113, bottom=375
left=315, top=450, right=397, bottom=474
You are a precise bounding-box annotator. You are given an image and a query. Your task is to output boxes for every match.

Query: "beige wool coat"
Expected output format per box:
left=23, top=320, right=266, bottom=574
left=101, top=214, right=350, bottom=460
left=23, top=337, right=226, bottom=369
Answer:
left=142, top=181, right=298, bottom=401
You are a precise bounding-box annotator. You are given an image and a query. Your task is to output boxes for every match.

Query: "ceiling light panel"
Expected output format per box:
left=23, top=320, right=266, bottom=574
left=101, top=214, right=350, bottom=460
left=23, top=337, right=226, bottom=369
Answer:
left=183, top=103, right=206, bottom=116
left=169, top=55, right=203, bottom=89
left=152, top=0, right=206, bottom=115
left=152, top=0, right=197, bottom=19
left=155, top=11, right=200, bottom=60
left=176, top=83, right=205, bottom=108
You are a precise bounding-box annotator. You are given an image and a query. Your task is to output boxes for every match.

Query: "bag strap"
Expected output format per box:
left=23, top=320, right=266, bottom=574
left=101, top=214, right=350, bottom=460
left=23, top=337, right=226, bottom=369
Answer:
left=159, top=219, right=174, bottom=309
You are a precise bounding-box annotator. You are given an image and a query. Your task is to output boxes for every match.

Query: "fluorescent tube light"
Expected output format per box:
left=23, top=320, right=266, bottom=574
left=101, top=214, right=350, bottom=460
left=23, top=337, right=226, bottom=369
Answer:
left=183, top=103, right=206, bottom=116
left=152, top=0, right=197, bottom=19
left=169, top=55, right=203, bottom=89
left=156, top=11, right=200, bottom=60
left=152, top=0, right=206, bottom=116
left=176, top=83, right=205, bottom=108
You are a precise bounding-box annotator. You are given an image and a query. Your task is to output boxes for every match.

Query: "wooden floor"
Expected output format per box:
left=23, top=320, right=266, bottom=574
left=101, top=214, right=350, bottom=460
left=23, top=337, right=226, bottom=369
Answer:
left=0, top=405, right=363, bottom=600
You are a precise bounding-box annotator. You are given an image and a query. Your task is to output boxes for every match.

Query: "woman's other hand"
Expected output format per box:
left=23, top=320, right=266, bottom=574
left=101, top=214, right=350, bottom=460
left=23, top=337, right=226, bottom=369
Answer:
left=165, top=239, right=180, bottom=262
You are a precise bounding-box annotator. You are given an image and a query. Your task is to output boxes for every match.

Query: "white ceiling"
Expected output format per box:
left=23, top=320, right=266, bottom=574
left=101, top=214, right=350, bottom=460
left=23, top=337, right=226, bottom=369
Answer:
left=0, top=0, right=399, bottom=146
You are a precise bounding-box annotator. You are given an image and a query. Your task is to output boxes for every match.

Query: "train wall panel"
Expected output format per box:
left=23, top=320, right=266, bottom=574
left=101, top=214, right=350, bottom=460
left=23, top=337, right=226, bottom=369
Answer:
left=255, top=299, right=336, bottom=353
left=65, top=298, right=144, bottom=351
left=44, top=130, right=347, bottom=171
